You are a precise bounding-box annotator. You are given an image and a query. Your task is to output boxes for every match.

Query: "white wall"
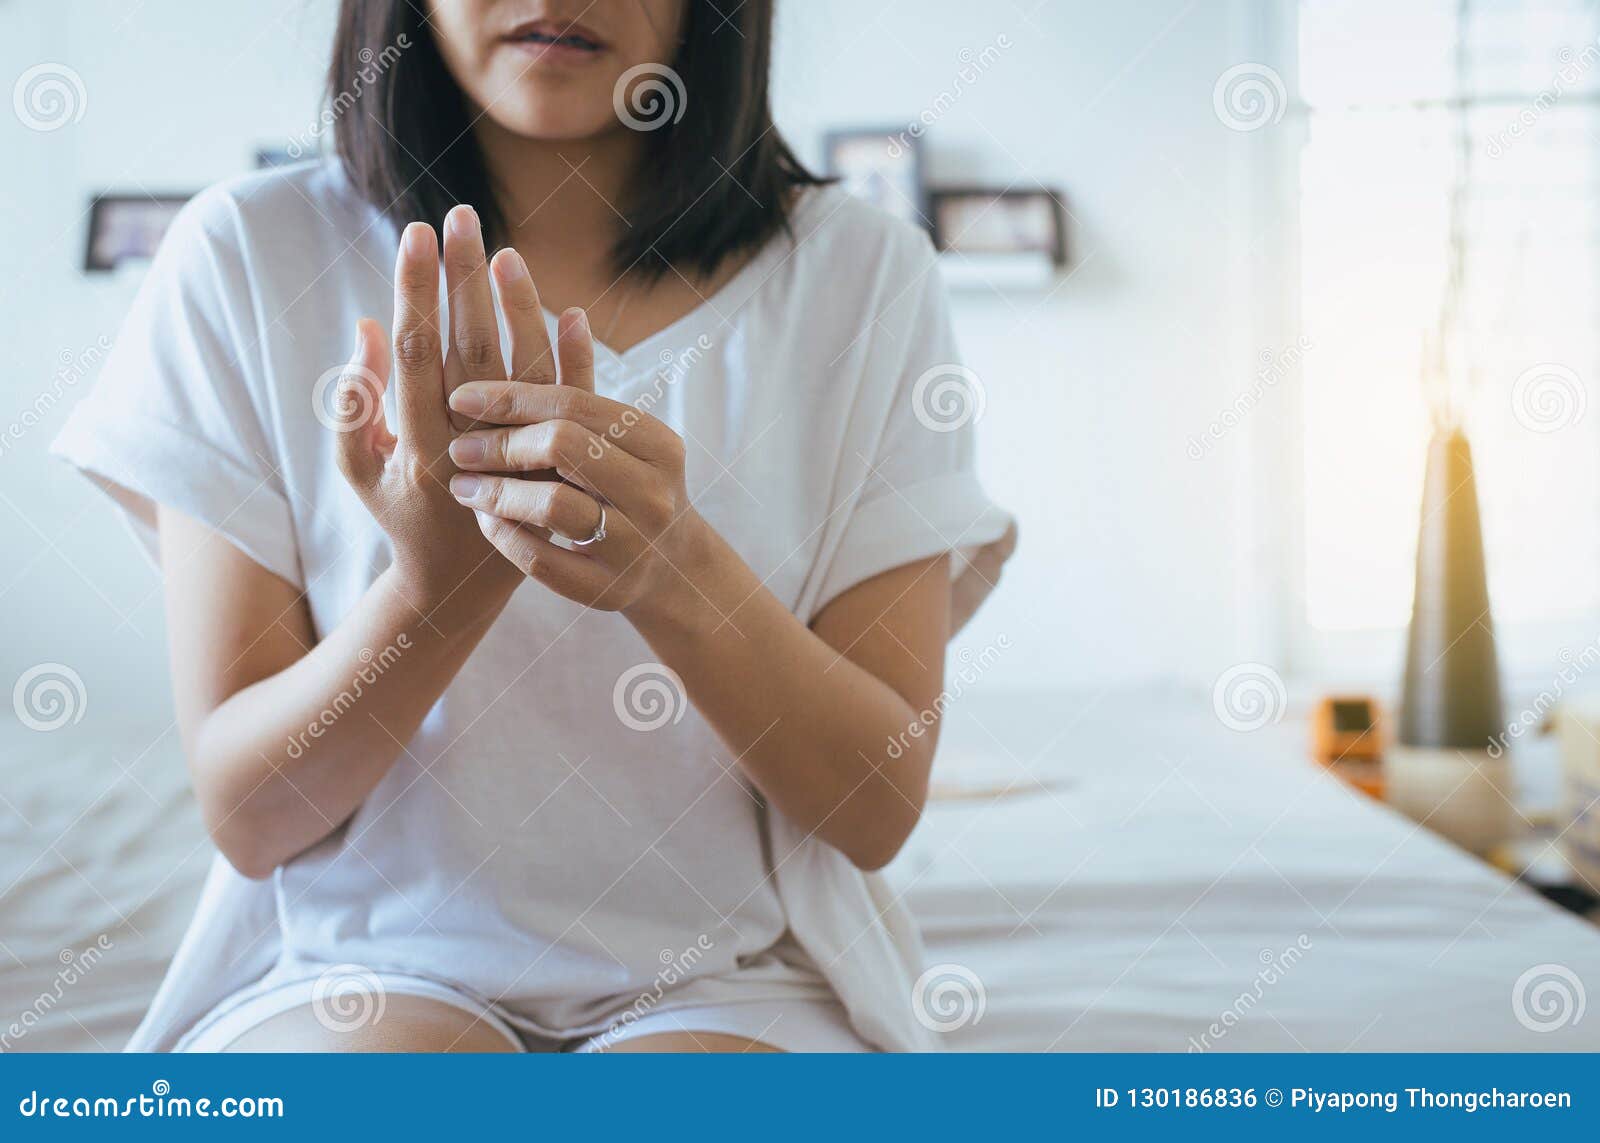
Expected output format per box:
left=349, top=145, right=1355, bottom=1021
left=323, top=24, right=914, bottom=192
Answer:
left=1, top=0, right=1287, bottom=725
left=772, top=0, right=1289, bottom=690
left=2, top=1, right=338, bottom=718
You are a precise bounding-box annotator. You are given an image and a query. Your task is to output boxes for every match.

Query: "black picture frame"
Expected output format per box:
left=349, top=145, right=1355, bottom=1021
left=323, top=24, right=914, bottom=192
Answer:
left=254, top=147, right=297, bottom=170
left=928, top=187, right=1068, bottom=266
left=822, top=126, right=929, bottom=232
left=83, top=193, right=192, bottom=273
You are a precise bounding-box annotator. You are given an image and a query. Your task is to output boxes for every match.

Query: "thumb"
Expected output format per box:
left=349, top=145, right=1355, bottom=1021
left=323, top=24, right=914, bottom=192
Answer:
left=556, top=307, right=596, bottom=393
left=331, top=318, right=392, bottom=491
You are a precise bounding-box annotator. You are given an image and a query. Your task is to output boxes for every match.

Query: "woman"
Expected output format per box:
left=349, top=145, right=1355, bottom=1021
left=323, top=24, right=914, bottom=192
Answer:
left=54, top=0, right=1013, bottom=1052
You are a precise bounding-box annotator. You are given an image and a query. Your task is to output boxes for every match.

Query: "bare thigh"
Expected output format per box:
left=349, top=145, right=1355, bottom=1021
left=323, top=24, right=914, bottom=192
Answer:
left=598, top=1031, right=782, bottom=1053
left=221, top=993, right=518, bottom=1052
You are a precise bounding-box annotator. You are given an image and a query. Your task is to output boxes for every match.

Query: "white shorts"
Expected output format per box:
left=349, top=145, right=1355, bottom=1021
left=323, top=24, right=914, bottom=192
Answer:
left=176, top=970, right=871, bottom=1053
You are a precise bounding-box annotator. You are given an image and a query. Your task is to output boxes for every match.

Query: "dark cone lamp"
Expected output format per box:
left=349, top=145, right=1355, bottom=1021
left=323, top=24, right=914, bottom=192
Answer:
left=1387, top=426, right=1512, bottom=853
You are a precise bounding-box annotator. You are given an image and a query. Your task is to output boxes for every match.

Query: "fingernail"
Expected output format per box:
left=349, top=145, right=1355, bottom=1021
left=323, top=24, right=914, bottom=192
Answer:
left=569, top=307, right=590, bottom=334
left=403, top=223, right=432, bottom=257
left=495, top=249, right=527, bottom=281
left=450, top=474, right=481, bottom=500
left=450, top=438, right=487, bottom=464
left=449, top=388, right=486, bottom=416
left=448, top=204, right=479, bottom=237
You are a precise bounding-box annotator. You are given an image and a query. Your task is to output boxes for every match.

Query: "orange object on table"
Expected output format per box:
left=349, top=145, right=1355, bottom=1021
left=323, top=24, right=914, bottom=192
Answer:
left=1310, top=695, right=1385, bottom=798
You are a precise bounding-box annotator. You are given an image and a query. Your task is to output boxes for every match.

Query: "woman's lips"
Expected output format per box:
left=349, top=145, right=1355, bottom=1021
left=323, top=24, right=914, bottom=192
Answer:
left=502, top=19, right=609, bottom=64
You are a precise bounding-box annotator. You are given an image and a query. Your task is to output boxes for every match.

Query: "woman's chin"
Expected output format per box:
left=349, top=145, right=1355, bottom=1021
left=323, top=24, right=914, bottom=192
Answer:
left=479, top=102, right=622, bottom=145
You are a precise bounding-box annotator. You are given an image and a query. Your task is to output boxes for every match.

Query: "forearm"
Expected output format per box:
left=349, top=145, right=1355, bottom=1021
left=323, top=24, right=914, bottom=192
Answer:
left=629, top=524, right=935, bottom=870
left=194, top=566, right=509, bottom=877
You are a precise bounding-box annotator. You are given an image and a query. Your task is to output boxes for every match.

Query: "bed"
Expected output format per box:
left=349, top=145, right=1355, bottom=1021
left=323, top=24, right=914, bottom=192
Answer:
left=4, top=691, right=1598, bottom=1051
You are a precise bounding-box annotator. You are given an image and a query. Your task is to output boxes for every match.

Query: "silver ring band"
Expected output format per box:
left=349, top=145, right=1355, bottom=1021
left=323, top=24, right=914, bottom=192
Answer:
left=571, top=503, right=607, bottom=548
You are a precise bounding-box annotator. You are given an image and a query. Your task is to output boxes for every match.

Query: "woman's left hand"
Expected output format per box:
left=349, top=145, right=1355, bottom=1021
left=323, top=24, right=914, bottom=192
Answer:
left=445, top=309, right=707, bottom=617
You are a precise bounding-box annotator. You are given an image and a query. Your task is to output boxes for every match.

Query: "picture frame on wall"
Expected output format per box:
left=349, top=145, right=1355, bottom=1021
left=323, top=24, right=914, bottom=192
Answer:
left=928, top=187, right=1068, bottom=267
left=822, top=127, right=927, bottom=231
left=254, top=146, right=297, bottom=170
left=83, top=194, right=192, bottom=273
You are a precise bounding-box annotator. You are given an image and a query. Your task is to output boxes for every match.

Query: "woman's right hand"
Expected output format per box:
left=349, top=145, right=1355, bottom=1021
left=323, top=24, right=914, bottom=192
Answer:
left=332, top=207, right=546, bottom=618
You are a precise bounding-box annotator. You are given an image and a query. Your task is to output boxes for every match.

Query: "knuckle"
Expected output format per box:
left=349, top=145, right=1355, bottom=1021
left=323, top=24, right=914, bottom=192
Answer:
left=549, top=420, right=587, bottom=459
left=505, top=426, right=543, bottom=469
left=484, top=512, right=519, bottom=548
left=548, top=388, right=587, bottom=420
left=641, top=491, right=675, bottom=529
left=516, top=346, right=558, bottom=384
left=482, top=514, right=520, bottom=555
left=487, top=430, right=516, bottom=469
left=657, top=430, right=687, bottom=468
left=506, top=285, right=541, bottom=315
left=513, top=537, right=541, bottom=576
left=485, top=478, right=514, bottom=517
left=454, top=329, right=502, bottom=374
left=394, top=328, right=441, bottom=372
left=480, top=385, right=520, bottom=422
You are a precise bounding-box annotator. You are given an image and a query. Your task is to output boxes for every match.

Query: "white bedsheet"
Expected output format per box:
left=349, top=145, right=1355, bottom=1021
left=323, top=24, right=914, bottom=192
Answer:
left=889, top=693, right=1600, bottom=1051
left=3, top=691, right=1597, bottom=1051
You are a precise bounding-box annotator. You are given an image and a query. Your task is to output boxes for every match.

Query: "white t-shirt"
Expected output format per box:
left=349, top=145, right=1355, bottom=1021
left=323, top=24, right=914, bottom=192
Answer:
left=52, top=161, right=1012, bottom=1051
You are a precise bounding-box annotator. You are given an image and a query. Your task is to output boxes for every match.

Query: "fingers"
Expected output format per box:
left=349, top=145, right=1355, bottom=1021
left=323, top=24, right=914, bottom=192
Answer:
left=471, top=508, right=621, bottom=607
left=443, top=205, right=505, bottom=431
left=392, top=222, right=446, bottom=447
left=448, top=419, right=655, bottom=507
left=447, top=382, right=678, bottom=465
left=492, top=248, right=557, bottom=386
left=450, top=475, right=613, bottom=546
left=557, top=307, right=596, bottom=393
left=332, top=318, right=393, bottom=490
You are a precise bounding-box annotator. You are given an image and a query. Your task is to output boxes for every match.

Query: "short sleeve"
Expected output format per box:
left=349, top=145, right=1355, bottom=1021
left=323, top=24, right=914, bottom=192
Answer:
left=49, top=188, right=303, bottom=588
left=810, top=239, right=1015, bottom=629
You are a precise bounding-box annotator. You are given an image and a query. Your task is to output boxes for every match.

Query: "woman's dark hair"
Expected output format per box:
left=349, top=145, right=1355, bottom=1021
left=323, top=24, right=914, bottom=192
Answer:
left=328, top=0, right=825, bottom=281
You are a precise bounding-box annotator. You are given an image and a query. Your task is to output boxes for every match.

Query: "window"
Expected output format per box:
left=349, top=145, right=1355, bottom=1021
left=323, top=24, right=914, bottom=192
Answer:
left=1294, top=0, right=1600, bottom=677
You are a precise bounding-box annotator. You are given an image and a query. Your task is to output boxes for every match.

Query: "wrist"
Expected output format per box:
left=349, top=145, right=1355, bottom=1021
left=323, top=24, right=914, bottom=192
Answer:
left=387, top=560, right=516, bottom=632
left=624, top=510, right=732, bottom=638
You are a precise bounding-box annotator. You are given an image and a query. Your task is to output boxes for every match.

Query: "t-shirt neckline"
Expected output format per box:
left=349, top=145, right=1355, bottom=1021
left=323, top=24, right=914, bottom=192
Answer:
left=549, top=185, right=828, bottom=374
